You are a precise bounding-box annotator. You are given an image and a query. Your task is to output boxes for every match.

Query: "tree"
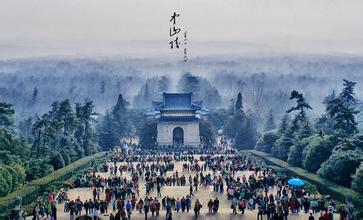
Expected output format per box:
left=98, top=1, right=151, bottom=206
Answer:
left=0, top=151, right=25, bottom=196
left=200, top=119, right=216, bottom=147
left=276, top=114, right=289, bottom=136
left=97, top=94, right=131, bottom=150
left=0, top=127, right=30, bottom=158
left=288, top=136, right=311, bottom=167
left=235, top=117, right=258, bottom=150
left=75, top=100, right=98, bottom=155
left=235, top=92, right=243, bottom=113
left=18, top=117, right=33, bottom=143
left=31, top=115, right=54, bottom=157
left=177, top=72, right=222, bottom=108
left=264, top=110, right=276, bottom=132
left=50, top=152, right=65, bottom=170
left=287, top=90, right=313, bottom=138
left=327, top=79, right=359, bottom=137
left=255, top=130, right=278, bottom=153
left=223, top=114, right=241, bottom=138
left=30, top=87, right=38, bottom=106
left=58, top=99, right=78, bottom=136
left=315, top=91, right=336, bottom=135
left=273, top=91, right=314, bottom=161
left=302, top=135, right=337, bottom=173
left=0, top=165, right=13, bottom=196
left=315, top=115, right=334, bottom=135
left=137, top=119, right=157, bottom=148
left=317, top=149, right=363, bottom=186
left=352, top=163, right=363, bottom=193
left=0, top=102, right=15, bottom=126
left=272, top=116, right=296, bottom=161
left=207, top=109, right=228, bottom=130
left=98, top=111, right=120, bottom=151
left=314, top=133, right=363, bottom=186
left=58, top=136, right=84, bottom=161
left=298, top=120, right=313, bottom=139
left=287, top=90, right=313, bottom=122
left=111, top=94, right=131, bottom=137
left=24, top=159, right=54, bottom=181
left=272, top=128, right=295, bottom=161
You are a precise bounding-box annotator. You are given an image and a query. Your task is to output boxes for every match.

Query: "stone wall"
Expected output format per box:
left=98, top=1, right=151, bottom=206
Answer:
left=157, top=121, right=200, bottom=147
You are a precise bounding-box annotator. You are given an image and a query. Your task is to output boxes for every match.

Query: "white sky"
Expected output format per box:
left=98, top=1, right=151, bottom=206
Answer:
left=0, top=0, right=363, bottom=56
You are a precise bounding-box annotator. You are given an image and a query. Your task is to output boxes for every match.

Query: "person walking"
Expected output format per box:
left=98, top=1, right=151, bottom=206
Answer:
left=125, top=200, right=132, bottom=220
left=308, top=213, right=315, bottom=220
left=208, top=199, right=213, bottom=213
left=194, top=199, right=202, bottom=218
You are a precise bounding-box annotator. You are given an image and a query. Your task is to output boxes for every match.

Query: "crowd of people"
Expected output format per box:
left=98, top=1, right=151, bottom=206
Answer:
left=27, top=144, right=351, bottom=220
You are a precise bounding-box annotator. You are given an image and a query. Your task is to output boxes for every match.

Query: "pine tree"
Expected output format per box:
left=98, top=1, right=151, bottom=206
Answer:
left=315, top=91, right=336, bottom=135
left=227, top=98, right=235, bottom=115
left=235, top=117, right=257, bottom=149
left=31, top=115, right=54, bottom=157
left=111, top=94, right=130, bottom=137
left=298, top=120, right=313, bottom=139
left=30, top=87, right=38, bottom=106
left=97, top=94, right=130, bottom=151
left=98, top=111, right=120, bottom=151
left=277, top=114, right=289, bottom=135
left=0, top=102, right=15, bottom=127
left=75, top=100, right=97, bottom=155
left=272, top=128, right=295, bottom=161
left=272, top=114, right=295, bottom=161
left=264, top=110, right=276, bottom=132
left=327, top=79, right=359, bottom=137
left=58, top=99, right=77, bottom=136
left=199, top=120, right=216, bottom=147
left=138, top=119, right=157, bottom=148
left=18, top=117, right=33, bottom=143
left=235, top=92, right=243, bottom=113
left=287, top=90, right=312, bottom=123
left=286, top=90, right=313, bottom=140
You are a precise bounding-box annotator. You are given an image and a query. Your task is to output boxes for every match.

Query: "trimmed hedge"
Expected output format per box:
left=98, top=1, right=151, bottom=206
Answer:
left=246, top=150, right=363, bottom=214
left=0, top=152, right=107, bottom=216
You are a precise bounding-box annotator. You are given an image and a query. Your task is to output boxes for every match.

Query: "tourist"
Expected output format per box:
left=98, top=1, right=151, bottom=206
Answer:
left=207, top=199, right=213, bottom=213
left=92, top=208, right=98, bottom=220
left=309, top=213, right=315, bottom=220
left=28, top=148, right=344, bottom=220
left=50, top=203, right=57, bottom=220
left=143, top=199, right=149, bottom=219
left=193, top=199, right=202, bottom=218
left=213, top=198, right=219, bottom=213
left=125, top=200, right=132, bottom=219
left=239, top=199, right=246, bottom=214
left=231, top=196, right=238, bottom=214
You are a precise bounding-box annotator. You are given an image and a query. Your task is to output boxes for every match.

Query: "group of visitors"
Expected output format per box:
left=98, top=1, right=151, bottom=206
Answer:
left=27, top=144, right=350, bottom=220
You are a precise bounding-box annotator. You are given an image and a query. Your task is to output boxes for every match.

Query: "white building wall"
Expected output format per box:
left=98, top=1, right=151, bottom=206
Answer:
left=157, top=121, right=200, bottom=147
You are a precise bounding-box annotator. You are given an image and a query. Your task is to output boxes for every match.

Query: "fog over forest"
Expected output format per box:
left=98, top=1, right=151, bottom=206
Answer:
left=1, top=52, right=363, bottom=132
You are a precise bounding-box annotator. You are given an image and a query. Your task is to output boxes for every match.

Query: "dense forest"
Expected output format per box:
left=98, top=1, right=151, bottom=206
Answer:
left=1, top=55, right=363, bottom=126
left=254, top=79, right=363, bottom=192
left=1, top=55, right=363, bottom=199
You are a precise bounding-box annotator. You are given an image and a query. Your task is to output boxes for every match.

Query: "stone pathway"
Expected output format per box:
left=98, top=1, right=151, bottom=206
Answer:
left=52, top=159, right=336, bottom=220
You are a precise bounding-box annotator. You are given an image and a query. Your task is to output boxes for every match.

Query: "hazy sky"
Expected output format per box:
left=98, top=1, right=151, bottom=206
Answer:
left=1, top=0, right=363, bottom=57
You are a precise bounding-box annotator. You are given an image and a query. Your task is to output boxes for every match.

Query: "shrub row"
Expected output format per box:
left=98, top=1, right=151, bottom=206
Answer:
left=0, top=152, right=108, bottom=216
left=246, top=150, right=363, bottom=215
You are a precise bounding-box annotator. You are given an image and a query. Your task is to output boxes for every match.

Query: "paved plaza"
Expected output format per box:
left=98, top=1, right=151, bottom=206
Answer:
left=52, top=156, right=335, bottom=220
